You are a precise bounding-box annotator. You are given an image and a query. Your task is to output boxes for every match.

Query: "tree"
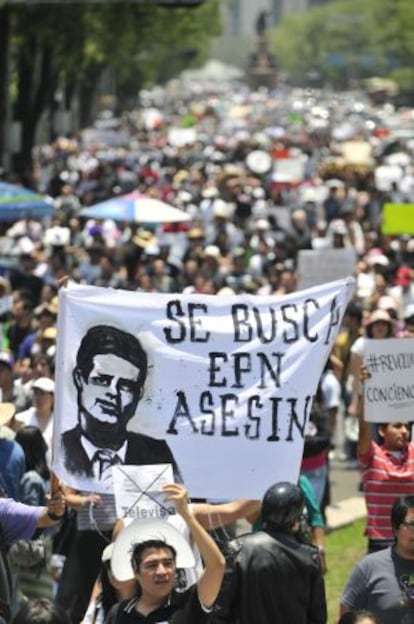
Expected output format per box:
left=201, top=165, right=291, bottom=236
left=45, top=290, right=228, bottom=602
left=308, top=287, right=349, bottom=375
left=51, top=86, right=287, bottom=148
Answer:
left=269, top=0, right=414, bottom=90
left=0, top=0, right=221, bottom=177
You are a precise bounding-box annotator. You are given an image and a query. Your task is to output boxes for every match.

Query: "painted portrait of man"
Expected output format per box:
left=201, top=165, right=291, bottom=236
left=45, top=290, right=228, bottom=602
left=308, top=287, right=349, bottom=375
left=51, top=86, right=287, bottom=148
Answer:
left=61, top=324, right=182, bottom=488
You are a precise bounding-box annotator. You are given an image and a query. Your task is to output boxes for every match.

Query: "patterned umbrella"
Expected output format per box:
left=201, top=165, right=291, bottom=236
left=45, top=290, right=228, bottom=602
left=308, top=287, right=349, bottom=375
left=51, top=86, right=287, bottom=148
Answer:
left=0, top=182, right=54, bottom=220
left=80, top=192, right=191, bottom=224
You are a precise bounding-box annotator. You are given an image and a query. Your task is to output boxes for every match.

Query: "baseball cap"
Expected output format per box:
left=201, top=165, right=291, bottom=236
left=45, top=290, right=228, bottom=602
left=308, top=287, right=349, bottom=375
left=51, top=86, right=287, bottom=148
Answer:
left=395, top=266, right=411, bottom=287
left=32, top=377, right=55, bottom=394
left=365, top=309, right=393, bottom=327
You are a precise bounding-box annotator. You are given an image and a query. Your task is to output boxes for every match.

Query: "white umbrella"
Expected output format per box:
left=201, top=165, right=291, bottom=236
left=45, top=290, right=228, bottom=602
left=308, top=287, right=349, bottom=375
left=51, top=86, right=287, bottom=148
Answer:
left=80, top=192, right=191, bottom=224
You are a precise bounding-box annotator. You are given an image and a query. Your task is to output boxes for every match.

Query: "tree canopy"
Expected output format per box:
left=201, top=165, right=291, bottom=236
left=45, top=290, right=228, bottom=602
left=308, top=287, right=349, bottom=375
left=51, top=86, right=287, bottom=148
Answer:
left=0, top=0, right=221, bottom=175
left=270, top=0, right=414, bottom=90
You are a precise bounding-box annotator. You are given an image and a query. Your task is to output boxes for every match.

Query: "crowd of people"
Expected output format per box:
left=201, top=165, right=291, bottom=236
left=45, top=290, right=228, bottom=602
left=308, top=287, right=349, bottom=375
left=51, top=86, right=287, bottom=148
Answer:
left=0, top=78, right=413, bottom=623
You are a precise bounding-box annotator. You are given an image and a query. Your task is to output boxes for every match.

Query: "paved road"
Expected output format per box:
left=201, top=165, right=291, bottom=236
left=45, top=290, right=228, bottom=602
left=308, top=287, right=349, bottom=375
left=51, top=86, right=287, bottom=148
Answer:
left=329, top=460, right=361, bottom=505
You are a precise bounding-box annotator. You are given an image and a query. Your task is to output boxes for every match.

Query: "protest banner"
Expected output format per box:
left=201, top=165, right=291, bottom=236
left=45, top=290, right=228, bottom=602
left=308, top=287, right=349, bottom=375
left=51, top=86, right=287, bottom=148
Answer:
left=297, top=248, right=356, bottom=290
left=382, top=203, right=414, bottom=235
left=364, top=338, right=414, bottom=423
left=53, top=279, right=354, bottom=498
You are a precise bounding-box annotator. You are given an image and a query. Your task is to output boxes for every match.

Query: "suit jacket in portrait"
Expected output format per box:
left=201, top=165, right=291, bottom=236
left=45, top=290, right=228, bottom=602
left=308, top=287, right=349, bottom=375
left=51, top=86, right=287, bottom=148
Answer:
left=61, top=425, right=182, bottom=484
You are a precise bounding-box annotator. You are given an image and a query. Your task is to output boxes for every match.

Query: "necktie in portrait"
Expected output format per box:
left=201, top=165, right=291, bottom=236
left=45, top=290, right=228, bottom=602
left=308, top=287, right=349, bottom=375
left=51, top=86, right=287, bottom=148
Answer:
left=93, top=449, right=122, bottom=481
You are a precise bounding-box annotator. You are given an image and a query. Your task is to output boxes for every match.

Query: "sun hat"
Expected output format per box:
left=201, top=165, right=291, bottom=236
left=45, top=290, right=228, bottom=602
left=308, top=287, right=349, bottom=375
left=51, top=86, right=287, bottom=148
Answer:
left=32, top=377, right=55, bottom=393
left=0, top=403, right=16, bottom=426
left=111, top=519, right=195, bottom=582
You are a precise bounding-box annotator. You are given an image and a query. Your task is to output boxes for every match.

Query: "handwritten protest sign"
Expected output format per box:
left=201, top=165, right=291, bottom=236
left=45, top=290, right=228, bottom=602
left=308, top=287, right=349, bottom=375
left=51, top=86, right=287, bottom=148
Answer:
left=53, top=279, right=354, bottom=498
left=112, top=464, right=175, bottom=520
left=297, top=249, right=356, bottom=289
left=364, top=338, right=414, bottom=422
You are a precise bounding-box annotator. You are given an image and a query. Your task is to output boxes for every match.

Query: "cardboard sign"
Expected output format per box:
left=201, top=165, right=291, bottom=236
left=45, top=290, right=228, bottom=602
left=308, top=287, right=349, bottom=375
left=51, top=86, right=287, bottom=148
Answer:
left=112, top=464, right=175, bottom=520
left=297, top=249, right=356, bottom=290
left=382, top=203, right=414, bottom=235
left=364, top=338, right=414, bottom=422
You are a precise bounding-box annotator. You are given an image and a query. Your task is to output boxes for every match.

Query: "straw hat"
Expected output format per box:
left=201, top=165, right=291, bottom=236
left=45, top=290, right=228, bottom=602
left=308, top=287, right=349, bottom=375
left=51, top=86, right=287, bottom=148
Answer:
left=0, top=403, right=16, bottom=426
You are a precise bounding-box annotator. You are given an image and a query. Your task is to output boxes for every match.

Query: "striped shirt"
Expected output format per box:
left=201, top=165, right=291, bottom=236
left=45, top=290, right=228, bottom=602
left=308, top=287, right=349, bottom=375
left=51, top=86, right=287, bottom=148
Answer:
left=359, top=441, right=414, bottom=540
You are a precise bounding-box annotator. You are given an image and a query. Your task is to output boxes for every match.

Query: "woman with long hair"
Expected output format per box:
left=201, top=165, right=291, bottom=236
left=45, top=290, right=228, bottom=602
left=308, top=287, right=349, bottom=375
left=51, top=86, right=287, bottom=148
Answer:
left=15, top=377, right=55, bottom=466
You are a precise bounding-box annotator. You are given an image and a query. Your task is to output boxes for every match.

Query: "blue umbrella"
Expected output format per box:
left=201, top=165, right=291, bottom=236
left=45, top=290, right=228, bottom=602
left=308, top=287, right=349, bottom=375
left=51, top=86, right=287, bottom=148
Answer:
left=80, top=192, right=191, bottom=224
left=0, top=182, right=54, bottom=221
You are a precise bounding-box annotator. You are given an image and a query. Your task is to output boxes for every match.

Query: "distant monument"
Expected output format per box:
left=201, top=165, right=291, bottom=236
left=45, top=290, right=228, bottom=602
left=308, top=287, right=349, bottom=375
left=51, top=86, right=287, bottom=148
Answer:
left=247, top=11, right=277, bottom=90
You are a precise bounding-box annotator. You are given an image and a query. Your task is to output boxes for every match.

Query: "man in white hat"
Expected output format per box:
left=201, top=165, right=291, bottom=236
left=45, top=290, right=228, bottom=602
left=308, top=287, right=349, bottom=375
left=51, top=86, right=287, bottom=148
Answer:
left=106, top=483, right=225, bottom=624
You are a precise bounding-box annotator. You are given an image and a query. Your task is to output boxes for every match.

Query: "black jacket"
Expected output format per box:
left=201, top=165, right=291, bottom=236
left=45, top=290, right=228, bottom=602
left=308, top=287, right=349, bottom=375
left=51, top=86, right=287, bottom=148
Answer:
left=212, top=529, right=327, bottom=624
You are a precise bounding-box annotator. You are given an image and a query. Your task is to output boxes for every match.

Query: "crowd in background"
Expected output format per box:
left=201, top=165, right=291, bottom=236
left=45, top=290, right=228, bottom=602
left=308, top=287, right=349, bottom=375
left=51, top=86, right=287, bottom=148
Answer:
left=0, top=80, right=413, bottom=622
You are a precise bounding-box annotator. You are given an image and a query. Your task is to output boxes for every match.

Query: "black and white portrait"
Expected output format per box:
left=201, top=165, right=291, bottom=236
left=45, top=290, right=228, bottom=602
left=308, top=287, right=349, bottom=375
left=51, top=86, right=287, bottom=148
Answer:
left=60, top=324, right=182, bottom=490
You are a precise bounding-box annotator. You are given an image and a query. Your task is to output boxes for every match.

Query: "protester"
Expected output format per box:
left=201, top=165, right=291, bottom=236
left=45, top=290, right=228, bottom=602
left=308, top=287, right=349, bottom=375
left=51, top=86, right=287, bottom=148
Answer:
left=111, top=498, right=261, bottom=591
left=0, top=353, right=29, bottom=413
left=105, top=483, right=225, bottom=624
left=12, top=598, right=70, bottom=624
left=212, top=482, right=327, bottom=624
left=0, top=76, right=412, bottom=622
left=346, top=308, right=394, bottom=455
left=0, top=404, right=25, bottom=500
left=0, top=492, right=65, bottom=623
left=248, top=475, right=327, bottom=574
left=13, top=426, right=54, bottom=604
left=81, top=544, right=136, bottom=624
left=301, top=370, right=334, bottom=508
left=15, top=378, right=55, bottom=466
left=357, top=366, right=414, bottom=552
left=340, top=495, right=414, bottom=624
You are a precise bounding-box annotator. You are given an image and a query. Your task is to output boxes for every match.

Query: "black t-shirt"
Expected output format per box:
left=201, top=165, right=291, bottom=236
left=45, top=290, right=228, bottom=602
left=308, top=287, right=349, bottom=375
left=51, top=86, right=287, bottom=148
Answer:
left=105, top=586, right=209, bottom=624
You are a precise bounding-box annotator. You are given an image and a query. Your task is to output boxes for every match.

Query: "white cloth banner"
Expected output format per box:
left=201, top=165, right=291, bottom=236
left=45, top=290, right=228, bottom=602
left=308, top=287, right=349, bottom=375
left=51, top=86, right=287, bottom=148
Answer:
left=364, top=338, right=414, bottom=423
left=53, top=279, right=354, bottom=498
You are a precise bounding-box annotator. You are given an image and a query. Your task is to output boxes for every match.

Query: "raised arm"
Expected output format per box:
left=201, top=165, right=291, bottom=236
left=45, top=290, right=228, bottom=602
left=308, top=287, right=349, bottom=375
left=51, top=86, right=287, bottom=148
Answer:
left=357, top=364, right=372, bottom=456
left=162, top=483, right=225, bottom=609
left=193, top=500, right=261, bottom=530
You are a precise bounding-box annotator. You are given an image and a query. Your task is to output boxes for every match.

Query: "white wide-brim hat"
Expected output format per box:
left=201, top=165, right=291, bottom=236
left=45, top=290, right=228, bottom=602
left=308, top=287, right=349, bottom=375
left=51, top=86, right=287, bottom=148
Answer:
left=111, top=519, right=196, bottom=582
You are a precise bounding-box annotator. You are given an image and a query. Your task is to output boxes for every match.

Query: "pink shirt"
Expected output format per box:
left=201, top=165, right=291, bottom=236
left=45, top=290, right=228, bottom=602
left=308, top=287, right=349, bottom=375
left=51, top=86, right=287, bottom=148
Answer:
left=359, top=440, right=414, bottom=540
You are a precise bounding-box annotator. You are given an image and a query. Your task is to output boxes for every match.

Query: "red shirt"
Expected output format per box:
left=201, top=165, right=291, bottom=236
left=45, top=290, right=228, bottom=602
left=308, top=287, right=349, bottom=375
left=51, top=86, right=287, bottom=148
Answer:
left=358, top=440, right=414, bottom=540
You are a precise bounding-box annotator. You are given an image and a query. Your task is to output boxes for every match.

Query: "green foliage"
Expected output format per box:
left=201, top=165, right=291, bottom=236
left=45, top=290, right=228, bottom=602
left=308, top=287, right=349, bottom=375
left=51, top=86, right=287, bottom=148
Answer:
left=3, top=1, right=221, bottom=172
left=270, top=0, right=414, bottom=89
left=10, top=1, right=221, bottom=89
